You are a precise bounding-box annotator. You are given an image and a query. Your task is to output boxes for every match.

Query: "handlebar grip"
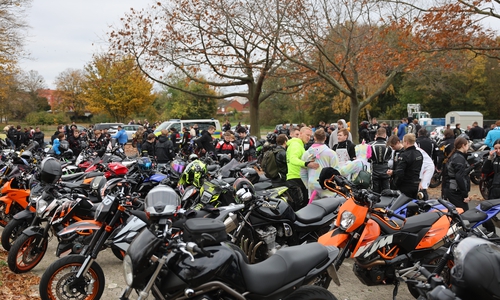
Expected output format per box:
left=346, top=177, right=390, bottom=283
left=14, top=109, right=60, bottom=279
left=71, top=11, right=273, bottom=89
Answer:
left=193, top=245, right=203, bottom=254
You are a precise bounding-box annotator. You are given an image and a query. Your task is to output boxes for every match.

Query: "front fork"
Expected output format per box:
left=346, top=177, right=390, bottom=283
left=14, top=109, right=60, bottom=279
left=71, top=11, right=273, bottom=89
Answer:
left=120, top=256, right=167, bottom=300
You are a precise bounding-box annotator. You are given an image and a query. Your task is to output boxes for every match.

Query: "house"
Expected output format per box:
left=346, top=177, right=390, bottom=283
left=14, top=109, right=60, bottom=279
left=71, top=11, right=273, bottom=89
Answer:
left=217, top=97, right=250, bottom=115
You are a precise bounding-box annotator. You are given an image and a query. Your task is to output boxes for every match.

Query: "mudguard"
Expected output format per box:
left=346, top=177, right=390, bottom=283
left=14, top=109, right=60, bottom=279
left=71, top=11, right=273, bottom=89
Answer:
left=57, top=220, right=101, bottom=237
left=13, top=209, right=35, bottom=220
left=22, top=225, right=44, bottom=237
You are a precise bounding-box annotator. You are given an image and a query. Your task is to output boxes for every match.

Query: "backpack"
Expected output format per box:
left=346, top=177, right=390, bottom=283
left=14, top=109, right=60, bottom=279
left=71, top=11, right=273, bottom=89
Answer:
left=261, top=148, right=280, bottom=179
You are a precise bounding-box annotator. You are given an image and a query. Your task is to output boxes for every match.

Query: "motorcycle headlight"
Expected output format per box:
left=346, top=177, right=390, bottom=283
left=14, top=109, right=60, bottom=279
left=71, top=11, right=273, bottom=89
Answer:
left=339, top=211, right=356, bottom=231
left=123, top=254, right=134, bottom=286
left=36, top=199, right=48, bottom=216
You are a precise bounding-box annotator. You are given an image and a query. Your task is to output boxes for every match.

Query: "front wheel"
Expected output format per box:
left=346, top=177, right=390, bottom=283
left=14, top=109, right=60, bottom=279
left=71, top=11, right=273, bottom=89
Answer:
left=1, top=218, right=31, bottom=251
left=7, top=233, right=48, bottom=273
left=39, top=255, right=105, bottom=300
left=470, top=171, right=481, bottom=185
left=284, top=286, right=338, bottom=300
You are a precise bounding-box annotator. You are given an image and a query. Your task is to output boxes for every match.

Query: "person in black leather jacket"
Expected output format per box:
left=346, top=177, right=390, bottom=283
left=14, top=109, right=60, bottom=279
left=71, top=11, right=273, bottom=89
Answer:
left=445, top=137, right=471, bottom=212
left=369, top=128, right=392, bottom=193
left=482, top=138, right=500, bottom=199
left=437, top=129, right=455, bottom=198
left=197, top=126, right=216, bottom=158
left=272, top=134, right=288, bottom=186
left=390, top=133, right=423, bottom=199
left=416, top=128, right=436, bottom=161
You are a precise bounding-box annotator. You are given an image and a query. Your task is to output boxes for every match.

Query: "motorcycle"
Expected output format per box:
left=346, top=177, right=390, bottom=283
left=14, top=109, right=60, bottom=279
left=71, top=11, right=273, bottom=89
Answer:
left=120, top=217, right=340, bottom=300
left=225, top=178, right=343, bottom=266
left=317, top=171, right=461, bottom=296
left=7, top=186, right=96, bottom=273
left=38, top=177, right=143, bottom=300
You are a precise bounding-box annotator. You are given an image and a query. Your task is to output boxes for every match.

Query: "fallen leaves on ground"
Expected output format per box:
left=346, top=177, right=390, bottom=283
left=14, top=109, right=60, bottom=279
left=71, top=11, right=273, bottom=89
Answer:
left=0, top=249, right=40, bottom=299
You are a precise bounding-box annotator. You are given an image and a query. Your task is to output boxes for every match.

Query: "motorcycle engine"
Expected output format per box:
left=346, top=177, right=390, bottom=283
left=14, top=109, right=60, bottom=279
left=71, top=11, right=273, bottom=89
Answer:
left=255, top=226, right=278, bottom=256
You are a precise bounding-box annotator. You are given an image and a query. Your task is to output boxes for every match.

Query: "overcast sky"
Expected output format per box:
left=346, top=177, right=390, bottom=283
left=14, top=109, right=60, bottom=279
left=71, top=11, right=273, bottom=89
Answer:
left=19, top=0, right=153, bottom=89
left=19, top=1, right=500, bottom=91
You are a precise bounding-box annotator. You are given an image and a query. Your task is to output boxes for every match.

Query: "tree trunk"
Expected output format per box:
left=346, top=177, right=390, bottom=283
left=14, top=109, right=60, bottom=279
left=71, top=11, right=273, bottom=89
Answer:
left=249, top=96, right=260, bottom=137
left=350, top=97, right=359, bottom=144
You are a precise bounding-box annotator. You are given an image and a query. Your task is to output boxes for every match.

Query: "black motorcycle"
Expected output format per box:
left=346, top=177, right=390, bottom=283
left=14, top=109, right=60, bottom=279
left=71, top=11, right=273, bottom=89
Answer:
left=120, top=217, right=340, bottom=300
left=225, top=179, right=343, bottom=266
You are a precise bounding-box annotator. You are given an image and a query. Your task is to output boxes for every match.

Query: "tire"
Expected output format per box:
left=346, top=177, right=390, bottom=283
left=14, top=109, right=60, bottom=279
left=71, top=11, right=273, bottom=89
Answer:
left=407, top=248, right=451, bottom=299
left=111, top=246, right=125, bottom=261
left=284, top=286, right=338, bottom=300
left=1, top=218, right=31, bottom=251
left=39, top=255, right=105, bottom=300
left=7, top=233, right=48, bottom=273
left=429, top=171, right=442, bottom=188
left=470, top=172, right=481, bottom=185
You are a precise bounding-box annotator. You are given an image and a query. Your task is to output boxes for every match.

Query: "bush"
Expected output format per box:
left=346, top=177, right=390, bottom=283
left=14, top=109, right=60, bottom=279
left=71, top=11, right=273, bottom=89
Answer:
left=26, top=112, right=69, bottom=125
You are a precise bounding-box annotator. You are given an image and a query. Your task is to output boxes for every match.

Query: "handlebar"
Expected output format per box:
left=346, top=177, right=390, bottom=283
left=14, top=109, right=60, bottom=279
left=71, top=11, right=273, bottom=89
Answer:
left=385, top=209, right=406, bottom=221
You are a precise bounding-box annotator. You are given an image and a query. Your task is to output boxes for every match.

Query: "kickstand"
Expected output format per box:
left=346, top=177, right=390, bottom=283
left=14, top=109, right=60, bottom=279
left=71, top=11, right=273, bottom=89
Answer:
left=392, top=280, right=400, bottom=300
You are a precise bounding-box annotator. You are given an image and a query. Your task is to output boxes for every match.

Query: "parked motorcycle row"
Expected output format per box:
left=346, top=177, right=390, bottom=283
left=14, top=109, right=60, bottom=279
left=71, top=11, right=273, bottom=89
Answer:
left=0, top=136, right=499, bottom=300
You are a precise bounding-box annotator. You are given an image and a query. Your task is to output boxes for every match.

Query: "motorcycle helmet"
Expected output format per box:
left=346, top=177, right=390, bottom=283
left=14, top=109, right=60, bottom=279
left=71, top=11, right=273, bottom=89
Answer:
left=20, top=150, right=32, bottom=161
left=451, top=237, right=500, bottom=300
left=40, top=157, right=62, bottom=184
left=233, top=178, right=255, bottom=203
left=59, top=140, right=69, bottom=151
left=170, top=158, right=186, bottom=174
left=137, top=157, right=153, bottom=171
left=179, top=160, right=207, bottom=188
left=359, top=121, right=369, bottom=128
left=188, top=154, right=198, bottom=161
left=144, top=185, right=181, bottom=218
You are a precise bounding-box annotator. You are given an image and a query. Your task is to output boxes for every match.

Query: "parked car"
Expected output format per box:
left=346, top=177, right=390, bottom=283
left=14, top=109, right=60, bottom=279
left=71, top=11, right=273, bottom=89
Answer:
left=108, top=124, right=140, bottom=142
left=93, top=123, right=124, bottom=131
left=430, top=125, right=465, bottom=141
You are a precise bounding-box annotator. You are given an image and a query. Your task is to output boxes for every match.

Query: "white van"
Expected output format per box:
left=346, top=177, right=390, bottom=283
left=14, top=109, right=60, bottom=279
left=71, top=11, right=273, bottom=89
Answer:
left=154, top=119, right=222, bottom=140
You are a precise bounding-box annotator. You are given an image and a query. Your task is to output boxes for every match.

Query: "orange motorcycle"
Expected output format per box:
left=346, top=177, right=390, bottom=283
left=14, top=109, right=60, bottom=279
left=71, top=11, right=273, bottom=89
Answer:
left=317, top=171, right=460, bottom=296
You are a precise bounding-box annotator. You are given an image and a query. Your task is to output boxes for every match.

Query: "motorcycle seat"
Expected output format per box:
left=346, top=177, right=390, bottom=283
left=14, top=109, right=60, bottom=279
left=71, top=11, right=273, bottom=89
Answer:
left=479, top=199, right=500, bottom=211
left=254, top=182, right=273, bottom=191
left=295, top=197, right=344, bottom=224
left=83, top=172, right=105, bottom=179
left=461, top=208, right=488, bottom=224
left=221, top=177, right=236, bottom=185
left=372, top=212, right=441, bottom=234
left=61, top=172, right=85, bottom=182
left=402, top=212, right=441, bottom=233
left=63, top=182, right=85, bottom=189
left=207, top=165, right=218, bottom=172
left=238, top=242, right=328, bottom=295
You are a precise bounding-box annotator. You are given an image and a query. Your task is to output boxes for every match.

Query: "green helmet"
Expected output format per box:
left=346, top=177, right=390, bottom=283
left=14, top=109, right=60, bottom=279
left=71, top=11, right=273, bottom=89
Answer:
left=179, top=159, right=207, bottom=188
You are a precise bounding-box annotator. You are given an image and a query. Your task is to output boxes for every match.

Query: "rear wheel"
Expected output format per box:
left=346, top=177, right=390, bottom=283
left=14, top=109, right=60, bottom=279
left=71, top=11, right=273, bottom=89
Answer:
left=39, top=255, right=105, bottom=300
left=1, top=218, right=31, bottom=251
left=284, top=286, right=338, bottom=300
left=7, top=233, right=48, bottom=273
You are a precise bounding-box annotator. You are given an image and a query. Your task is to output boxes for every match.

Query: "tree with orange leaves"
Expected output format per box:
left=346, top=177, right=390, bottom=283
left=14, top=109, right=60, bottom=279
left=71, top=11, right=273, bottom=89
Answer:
left=108, top=0, right=312, bottom=136
left=275, top=0, right=496, bottom=142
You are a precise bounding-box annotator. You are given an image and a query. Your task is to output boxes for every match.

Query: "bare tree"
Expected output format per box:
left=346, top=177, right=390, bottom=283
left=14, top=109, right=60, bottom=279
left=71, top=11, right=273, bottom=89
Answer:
left=108, top=0, right=311, bottom=135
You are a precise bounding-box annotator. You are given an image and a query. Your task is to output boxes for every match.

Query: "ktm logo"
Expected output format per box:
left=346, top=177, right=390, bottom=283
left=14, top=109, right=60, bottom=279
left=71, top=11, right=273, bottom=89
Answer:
left=355, top=235, right=394, bottom=258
